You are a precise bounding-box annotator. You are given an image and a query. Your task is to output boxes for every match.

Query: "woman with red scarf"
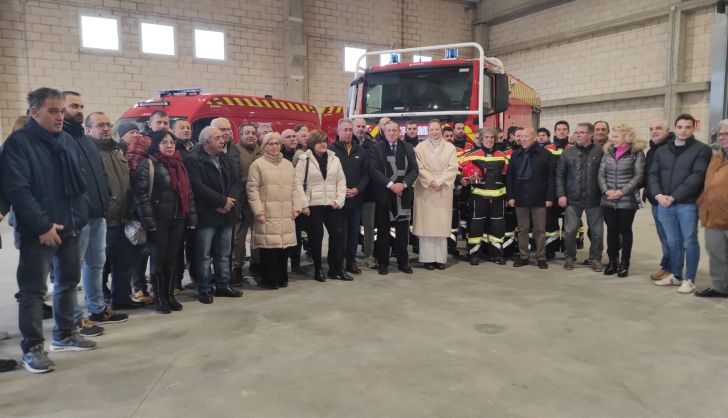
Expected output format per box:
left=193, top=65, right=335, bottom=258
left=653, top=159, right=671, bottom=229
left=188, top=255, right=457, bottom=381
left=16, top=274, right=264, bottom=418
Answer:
left=132, top=130, right=197, bottom=313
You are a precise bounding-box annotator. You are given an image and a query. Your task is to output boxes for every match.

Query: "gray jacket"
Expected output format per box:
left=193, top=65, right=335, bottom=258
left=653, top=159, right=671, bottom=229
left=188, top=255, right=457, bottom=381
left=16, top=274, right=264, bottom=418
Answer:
left=556, top=142, right=603, bottom=207
left=598, top=143, right=646, bottom=210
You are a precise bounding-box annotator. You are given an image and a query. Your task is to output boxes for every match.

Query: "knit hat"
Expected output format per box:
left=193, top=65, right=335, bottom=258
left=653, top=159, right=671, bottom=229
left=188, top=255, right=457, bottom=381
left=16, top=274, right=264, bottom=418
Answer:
left=117, top=122, right=139, bottom=139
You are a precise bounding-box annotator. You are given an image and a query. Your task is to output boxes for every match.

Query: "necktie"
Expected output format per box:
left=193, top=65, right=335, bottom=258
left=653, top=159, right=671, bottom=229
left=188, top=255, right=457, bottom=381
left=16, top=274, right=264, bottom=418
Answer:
left=391, top=143, right=397, bottom=156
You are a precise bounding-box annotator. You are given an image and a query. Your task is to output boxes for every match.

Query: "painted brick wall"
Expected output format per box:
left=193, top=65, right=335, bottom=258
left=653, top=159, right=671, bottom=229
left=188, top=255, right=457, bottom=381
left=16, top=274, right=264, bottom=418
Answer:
left=487, top=0, right=713, bottom=140
left=0, top=0, right=473, bottom=138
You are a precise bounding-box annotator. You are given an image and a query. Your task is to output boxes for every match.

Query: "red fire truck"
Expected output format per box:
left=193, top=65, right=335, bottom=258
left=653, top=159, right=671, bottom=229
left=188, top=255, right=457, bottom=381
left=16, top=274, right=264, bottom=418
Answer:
left=115, top=88, right=321, bottom=143
left=321, top=42, right=540, bottom=142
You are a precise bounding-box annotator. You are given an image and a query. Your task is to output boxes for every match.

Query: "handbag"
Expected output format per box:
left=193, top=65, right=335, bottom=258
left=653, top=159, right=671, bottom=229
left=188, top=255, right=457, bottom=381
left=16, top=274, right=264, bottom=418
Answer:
left=125, top=160, right=154, bottom=245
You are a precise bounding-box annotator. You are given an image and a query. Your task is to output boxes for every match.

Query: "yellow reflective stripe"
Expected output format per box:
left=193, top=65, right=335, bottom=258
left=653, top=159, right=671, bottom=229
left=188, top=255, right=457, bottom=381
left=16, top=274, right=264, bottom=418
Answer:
left=252, top=98, right=262, bottom=107
left=261, top=99, right=273, bottom=108
left=233, top=97, right=245, bottom=106
left=271, top=100, right=281, bottom=109
left=467, top=237, right=482, bottom=245
left=221, top=97, right=233, bottom=105
left=336, top=106, right=343, bottom=113
left=309, top=105, right=317, bottom=113
left=471, top=187, right=506, bottom=197
left=488, top=236, right=505, bottom=244
left=295, top=103, right=305, bottom=112
left=244, top=98, right=255, bottom=106
left=544, top=231, right=560, bottom=238
left=280, top=101, right=290, bottom=110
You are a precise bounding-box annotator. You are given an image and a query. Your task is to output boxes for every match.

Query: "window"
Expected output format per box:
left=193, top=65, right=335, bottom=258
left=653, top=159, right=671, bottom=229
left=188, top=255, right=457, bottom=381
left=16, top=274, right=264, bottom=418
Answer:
left=413, top=55, right=432, bottom=63
left=379, top=53, right=400, bottom=66
left=363, top=65, right=473, bottom=114
left=344, top=47, right=367, bottom=72
left=80, top=15, right=119, bottom=51
left=194, top=29, right=225, bottom=60
left=141, top=23, right=175, bottom=56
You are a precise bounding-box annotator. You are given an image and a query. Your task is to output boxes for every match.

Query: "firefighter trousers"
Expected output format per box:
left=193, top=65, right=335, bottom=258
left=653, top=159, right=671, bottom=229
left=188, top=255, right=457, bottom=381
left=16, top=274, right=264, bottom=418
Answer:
left=545, top=205, right=564, bottom=256
left=467, top=196, right=505, bottom=258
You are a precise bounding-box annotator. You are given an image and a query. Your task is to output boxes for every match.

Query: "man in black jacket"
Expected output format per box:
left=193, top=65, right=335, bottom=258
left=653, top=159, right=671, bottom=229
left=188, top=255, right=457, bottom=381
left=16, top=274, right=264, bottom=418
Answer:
left=86, top=112, right=140, bottom=311
left=506, top=127, right=555, bottom=269
left=556, top=123, right=604, bottom=272
left=354, top=117, right=379, bottom=268
left=369, top=120, right=419, bottom=275
left=63, top=92, right=128, bottom=329
left=649, top=114, right=712, bottom=294
left=644, top=119, right=674, bottom=281
left=185, top=127, right=242, bottom=304
left=2, top=87, right=95, bottom=373
left=331, top=118, right=369, bottom=275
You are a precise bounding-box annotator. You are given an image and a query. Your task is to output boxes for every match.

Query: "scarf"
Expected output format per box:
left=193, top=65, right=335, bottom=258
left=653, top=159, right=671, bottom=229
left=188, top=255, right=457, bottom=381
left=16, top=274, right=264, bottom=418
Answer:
left=154, top=151, right=192, bottom=217
left=518, top=146, right=535, bottom=179
left=29, top=118, right=86, bottom=197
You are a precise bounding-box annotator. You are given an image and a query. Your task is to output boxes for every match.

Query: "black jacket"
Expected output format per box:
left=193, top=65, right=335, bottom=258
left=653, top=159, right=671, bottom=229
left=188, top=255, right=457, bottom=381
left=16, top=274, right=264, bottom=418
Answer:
left=647, top=136, right=712, bottom=204
left=331, top=139, right=369, bottom=209
left=556, top=142, right=603, bottom=207
left=1, top=118, right=89, bottom=238
left=0, top=145, right=9, bottom=216
left=368, top=139, right=419, bottom=205
left=506, top=144, right=555, bottom=207
left=64, top=121, right=110, bottom=219
left=131, top=155, right=197, bottom=230
left=184, top=147, right=240, bottom=227
left=644, top=132, right=673, bottom=205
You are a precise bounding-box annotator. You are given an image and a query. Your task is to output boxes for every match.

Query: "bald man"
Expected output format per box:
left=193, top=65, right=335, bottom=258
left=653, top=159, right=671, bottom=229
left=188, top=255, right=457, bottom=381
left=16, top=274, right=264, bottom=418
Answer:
left=506, top=127, right=555, bottom=269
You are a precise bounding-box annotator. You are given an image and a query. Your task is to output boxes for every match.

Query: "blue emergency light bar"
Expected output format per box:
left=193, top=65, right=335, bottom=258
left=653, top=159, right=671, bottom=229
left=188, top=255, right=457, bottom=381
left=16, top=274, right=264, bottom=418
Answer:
left=390, top=53, right=400, bottom=64
left=445, top=48, right=458, bottom=59
left=158, top=88, right=203, bottom=97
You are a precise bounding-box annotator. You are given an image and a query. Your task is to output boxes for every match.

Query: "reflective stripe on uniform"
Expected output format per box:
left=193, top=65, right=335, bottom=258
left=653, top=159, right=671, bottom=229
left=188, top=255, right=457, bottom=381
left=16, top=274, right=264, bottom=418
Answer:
left=471, top=187, right=506, bottom=197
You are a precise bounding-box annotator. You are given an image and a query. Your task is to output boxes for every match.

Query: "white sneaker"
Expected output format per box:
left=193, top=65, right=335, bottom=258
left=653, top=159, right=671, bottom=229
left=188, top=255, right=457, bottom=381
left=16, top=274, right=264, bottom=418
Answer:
left=654, top=274, right=682, bottom=286
left=677, top=280, right=696, bottom=294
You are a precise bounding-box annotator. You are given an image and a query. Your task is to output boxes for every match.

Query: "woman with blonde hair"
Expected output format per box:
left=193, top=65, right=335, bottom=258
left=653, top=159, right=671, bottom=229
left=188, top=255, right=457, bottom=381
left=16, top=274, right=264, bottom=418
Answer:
left=247, top=132, right=302, bottom=289
left=598, top=123, right=646, bottom=277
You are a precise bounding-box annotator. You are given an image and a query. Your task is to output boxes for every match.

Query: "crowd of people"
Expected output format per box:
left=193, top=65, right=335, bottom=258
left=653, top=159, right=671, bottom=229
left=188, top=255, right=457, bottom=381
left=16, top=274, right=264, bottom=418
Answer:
left=0, top=86, right=727, bottom=375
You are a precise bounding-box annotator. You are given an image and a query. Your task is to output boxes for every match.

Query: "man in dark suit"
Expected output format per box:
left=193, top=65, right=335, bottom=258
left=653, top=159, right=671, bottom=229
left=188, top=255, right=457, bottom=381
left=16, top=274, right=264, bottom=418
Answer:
left=369, top=120, right=419, bottom=275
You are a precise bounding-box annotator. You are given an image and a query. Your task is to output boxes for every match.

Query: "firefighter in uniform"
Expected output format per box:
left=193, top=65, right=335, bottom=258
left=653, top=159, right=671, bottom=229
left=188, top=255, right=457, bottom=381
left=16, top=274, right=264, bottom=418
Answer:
left=501, top=126, right=521, bottom=258
left=543, top=121, right=571, bottom=258
left=459, top=127, right=509, bottom=265
left=443, top=125, right=471, bottom=255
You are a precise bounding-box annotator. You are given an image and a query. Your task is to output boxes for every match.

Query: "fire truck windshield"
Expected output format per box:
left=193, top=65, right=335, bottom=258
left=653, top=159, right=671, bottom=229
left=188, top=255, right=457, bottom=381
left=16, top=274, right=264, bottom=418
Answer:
left=363, top=65, right=473, bottom=114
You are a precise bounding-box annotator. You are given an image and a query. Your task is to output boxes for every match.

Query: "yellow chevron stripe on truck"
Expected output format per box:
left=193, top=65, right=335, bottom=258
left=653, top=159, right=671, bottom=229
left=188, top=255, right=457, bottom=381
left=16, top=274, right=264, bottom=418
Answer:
left=205, top=96, right=316, bottom=112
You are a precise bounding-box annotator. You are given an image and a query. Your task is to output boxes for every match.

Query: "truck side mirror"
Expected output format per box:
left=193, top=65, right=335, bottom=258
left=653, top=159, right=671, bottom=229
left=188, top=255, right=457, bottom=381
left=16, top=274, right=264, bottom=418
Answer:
left=491, top=73, right=509, bottom=115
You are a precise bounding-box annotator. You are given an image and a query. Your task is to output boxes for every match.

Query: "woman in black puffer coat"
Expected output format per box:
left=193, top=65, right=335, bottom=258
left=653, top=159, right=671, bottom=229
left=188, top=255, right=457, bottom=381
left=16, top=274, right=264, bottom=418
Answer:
left=598, top=123, right=646, bottom=278
left=132, top=130, right=196, bottom=313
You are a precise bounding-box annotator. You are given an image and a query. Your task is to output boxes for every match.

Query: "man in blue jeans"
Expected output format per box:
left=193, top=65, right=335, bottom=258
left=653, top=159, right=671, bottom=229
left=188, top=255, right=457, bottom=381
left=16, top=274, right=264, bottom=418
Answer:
left=2, top=87, right=96, bottom=373
left=185, top=127, right=243, bottom=304
left=644, top=119, right=677, bottom=281
left=63, top=93, right=128, bottom=334
left=648, top=114, right=712, bottom=294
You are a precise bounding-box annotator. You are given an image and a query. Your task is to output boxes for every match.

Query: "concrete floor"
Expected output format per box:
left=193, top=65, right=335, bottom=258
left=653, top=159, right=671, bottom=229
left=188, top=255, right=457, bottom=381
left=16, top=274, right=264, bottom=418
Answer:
left=1, top=209, right=727, bottom=418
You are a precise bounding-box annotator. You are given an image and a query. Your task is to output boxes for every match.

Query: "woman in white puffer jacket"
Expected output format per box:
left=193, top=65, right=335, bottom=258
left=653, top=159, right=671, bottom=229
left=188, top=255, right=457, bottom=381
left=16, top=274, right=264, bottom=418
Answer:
left=295, top=130, right=348, bottom=282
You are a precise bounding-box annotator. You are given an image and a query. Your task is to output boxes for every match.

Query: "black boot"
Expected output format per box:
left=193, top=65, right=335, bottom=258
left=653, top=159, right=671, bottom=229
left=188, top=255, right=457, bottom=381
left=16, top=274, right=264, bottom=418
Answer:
left=166, top=269, right=183, bottom=311
left=617, top=261, right=630, bottom=278
left=603, top=260, right=618, bottom=276
left=152, top=273, right=171, bottom=314
left=313, top=264, right=326, bottom=282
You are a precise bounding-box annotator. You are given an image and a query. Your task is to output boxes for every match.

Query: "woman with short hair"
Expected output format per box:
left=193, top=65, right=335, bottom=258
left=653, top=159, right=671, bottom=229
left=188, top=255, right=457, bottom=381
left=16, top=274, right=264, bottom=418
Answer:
left=295, top=130, right=347, bottom=282
left=247, top=132, right=302, bottom=289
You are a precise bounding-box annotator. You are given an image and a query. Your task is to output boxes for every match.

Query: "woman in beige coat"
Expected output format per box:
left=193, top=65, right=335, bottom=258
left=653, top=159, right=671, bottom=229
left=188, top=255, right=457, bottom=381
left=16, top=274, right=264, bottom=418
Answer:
left=248, top=132, right=302, bottom=289
left=295, top=130, right=348, bottom=282
left=413, top=120, right=460, bottom=270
